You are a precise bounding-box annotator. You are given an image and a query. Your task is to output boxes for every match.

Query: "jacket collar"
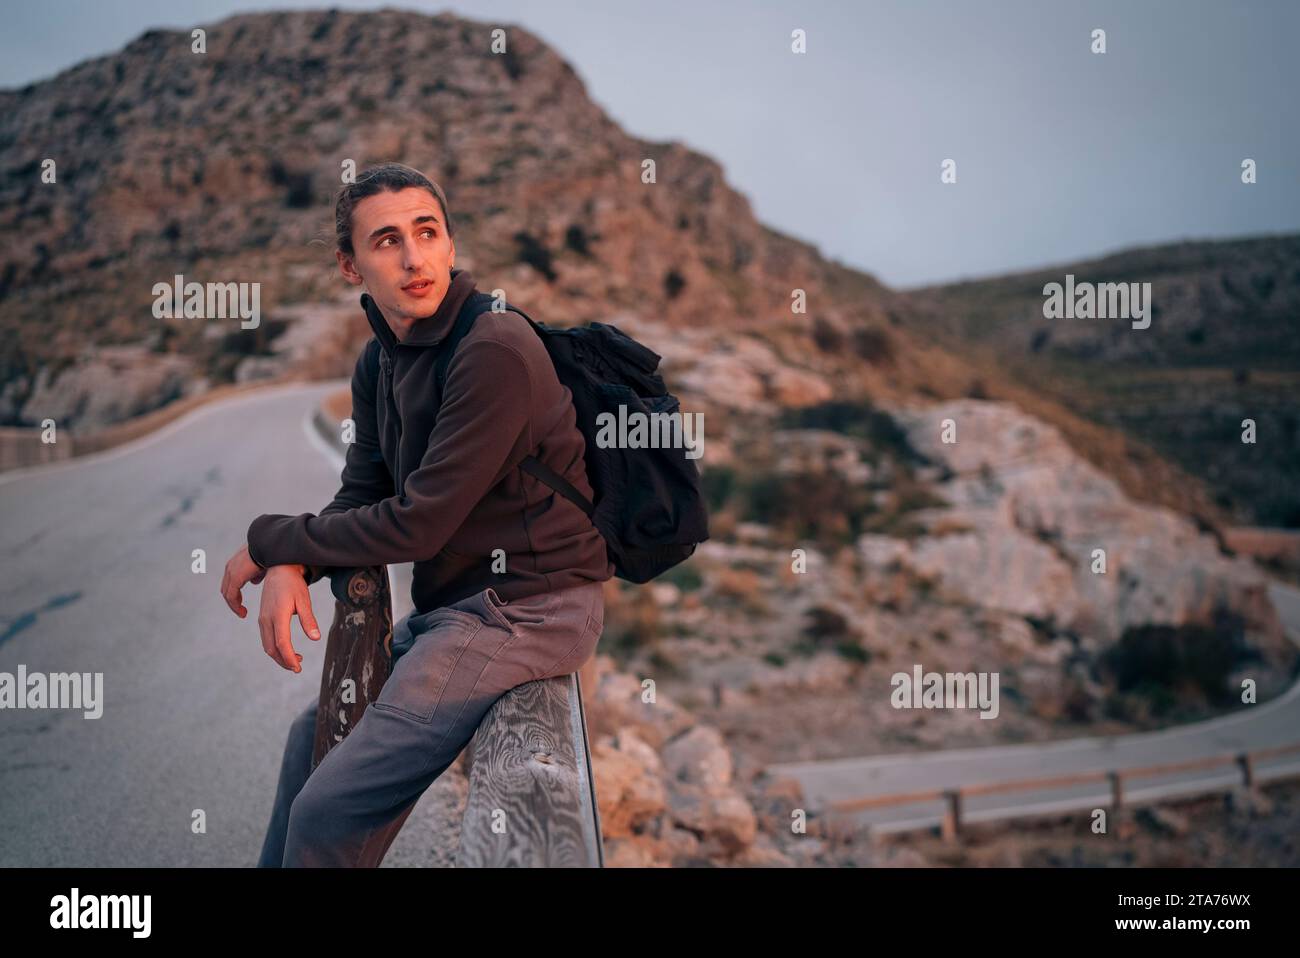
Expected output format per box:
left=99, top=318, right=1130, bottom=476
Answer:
left=361, top=267, right=478, bottom=356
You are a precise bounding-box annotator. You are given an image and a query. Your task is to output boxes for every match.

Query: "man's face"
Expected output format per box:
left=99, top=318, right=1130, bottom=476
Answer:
left=336, top=186, right=456, bottom=338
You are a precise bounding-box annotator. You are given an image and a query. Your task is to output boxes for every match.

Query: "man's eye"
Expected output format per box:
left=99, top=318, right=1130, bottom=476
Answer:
left=421, top=228, right=436, bottom=238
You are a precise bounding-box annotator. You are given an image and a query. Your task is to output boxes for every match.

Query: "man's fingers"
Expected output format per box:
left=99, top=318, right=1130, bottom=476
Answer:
left=222, top=560, right=258, bottom=618
left=297, top=595, right=322, bottom=641
left=221, top=569, right=247, bottom=618
left=250, top=575, right=308, bottom=672
left=273, top=608, right=301, bottom=673
left=258, top=614, right=281, bottom=668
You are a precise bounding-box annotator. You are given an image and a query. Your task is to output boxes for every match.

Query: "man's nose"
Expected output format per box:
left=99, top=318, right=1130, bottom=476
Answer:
left=402, top=236, right=427, bottom=272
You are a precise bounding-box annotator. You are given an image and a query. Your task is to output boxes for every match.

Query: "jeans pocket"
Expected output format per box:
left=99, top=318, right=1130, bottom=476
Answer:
left=374, top=612, right=482, bottom=723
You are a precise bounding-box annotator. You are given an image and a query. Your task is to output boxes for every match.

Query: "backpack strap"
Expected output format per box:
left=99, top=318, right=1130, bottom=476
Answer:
left=432, top=295, right=597, bottom=518
left=520, top=455, right=595, bottom=519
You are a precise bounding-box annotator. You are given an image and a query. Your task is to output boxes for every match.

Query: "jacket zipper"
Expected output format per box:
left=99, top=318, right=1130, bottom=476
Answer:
left=380, top=349, right=405, bottom=497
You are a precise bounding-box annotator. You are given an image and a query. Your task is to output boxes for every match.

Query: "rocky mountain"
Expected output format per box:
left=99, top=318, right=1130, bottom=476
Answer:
left=893, top=235, right=1300, bottom=527
left=0, top=7, right=898, bottom=417
left=0, top=8, right=1226, bottom=524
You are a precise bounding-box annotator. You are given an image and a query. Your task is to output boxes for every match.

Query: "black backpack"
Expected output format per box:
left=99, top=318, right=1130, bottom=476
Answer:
left=367, top=291, right=709, bottom=583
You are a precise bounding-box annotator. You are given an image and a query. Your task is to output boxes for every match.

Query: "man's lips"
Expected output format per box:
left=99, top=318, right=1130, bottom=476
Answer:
left=401, top=278, right=438, bottom=298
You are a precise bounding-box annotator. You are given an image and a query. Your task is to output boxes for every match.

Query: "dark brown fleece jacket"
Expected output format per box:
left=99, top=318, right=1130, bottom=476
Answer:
left=246, top=267, right=614, bottom=613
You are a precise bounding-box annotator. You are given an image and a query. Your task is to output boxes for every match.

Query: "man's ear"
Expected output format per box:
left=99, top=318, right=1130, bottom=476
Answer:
left=336, top=250, right=363, bottom=286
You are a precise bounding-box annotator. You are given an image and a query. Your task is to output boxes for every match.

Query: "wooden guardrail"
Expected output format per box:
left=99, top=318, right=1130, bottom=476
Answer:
left=829, top=741, right=1300, bottom=840
left=458, top=670, right=604, bottom=867
left=311, top=565, right=603, bottom=867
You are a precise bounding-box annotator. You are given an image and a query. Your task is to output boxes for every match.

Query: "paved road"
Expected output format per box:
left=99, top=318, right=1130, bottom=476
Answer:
left=0, top=381, right=444, bottom=867
left=770, top=584, right=1300, bottom=835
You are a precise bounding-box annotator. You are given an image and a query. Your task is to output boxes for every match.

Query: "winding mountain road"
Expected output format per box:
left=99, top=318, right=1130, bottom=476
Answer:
left=0, top=381, right=437, bottom=867
left=770, top=586, right=1300, bottom=835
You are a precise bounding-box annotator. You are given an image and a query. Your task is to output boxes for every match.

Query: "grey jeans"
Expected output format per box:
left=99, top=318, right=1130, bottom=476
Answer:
left=257, top=581, right=605, bottom=867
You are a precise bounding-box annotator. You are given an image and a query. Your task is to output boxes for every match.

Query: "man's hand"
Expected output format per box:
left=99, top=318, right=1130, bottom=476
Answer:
left=255, top=565, right=323, bottom=673
left=220, top=544, right=269, bottom=618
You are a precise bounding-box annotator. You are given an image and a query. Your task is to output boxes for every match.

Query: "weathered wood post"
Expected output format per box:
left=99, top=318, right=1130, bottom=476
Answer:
left=1237, top=752, right=1255, bottom=788
left=310, top=565, right=393, bottom=770
left=456, top=669, right=604, bottom=867
left=941, top=789, right=962, bottom=841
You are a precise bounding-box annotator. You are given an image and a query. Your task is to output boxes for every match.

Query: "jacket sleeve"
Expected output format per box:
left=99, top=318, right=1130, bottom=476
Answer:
left=247, top=341, right=395, bottom=585
left=246, top=338, right=534, bottom=570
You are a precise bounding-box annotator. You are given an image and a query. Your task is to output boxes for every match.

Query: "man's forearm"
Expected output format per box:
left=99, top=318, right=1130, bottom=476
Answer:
left=252, top=520, right=372, bottom=586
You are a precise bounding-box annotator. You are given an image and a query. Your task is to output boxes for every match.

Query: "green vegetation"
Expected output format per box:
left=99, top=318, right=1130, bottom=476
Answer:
left=836, top=642, right=872, bottom=664
left=1101, top=610, right=1250, bottom=716
left=778, top=400, right=928, bottom=464
left=699, top=398, right=951, bottom=549
left=660, top=561, right=704, bottom=593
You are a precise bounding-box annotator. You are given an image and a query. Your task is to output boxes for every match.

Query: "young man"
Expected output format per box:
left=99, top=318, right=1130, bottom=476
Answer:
left=219, top=163, right=613, bottom=867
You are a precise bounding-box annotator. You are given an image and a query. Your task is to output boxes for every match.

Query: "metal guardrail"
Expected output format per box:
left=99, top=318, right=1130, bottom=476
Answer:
left=828, top=741, right=1300, bottom=839
left=311, top=565, right=603, bottom=866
